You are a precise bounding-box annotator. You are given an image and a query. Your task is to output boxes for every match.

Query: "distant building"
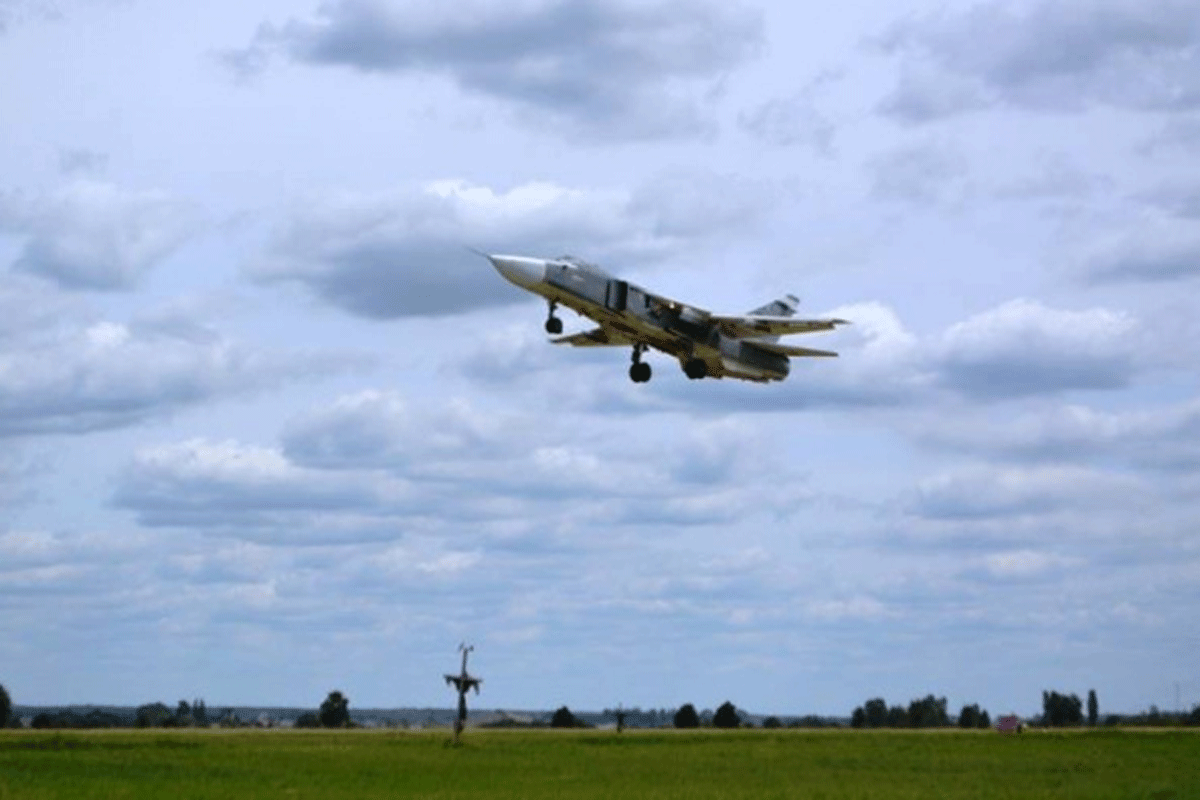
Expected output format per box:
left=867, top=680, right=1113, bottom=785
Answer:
left=997, top=715, right=1024, bottom=733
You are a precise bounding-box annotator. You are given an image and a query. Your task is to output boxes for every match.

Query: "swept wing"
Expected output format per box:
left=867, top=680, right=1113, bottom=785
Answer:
left=711, top=315, right=849, bottom=339
left=750, top=341, right=839, bottom=358
left=551, top=327, right=634, bottom=347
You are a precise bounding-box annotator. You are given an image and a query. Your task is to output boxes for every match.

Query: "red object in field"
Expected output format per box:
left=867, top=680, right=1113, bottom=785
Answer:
left=997, top=715, right=1023, bottom=733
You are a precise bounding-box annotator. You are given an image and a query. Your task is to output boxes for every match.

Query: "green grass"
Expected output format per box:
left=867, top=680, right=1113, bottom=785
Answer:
left=1, top=728, right=1197, bottom=799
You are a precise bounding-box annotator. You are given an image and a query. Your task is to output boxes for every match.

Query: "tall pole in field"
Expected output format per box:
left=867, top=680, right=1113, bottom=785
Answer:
left=444, top=643, right=482, bottom=744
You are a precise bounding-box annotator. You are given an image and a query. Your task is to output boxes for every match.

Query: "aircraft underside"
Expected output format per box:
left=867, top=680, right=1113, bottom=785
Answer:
left=543, top=294, right=789, bottom=384
left=486, top=251, right=841, bottom=385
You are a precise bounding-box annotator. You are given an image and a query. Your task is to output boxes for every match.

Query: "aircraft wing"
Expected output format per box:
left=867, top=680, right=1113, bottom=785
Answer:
left=711, top=315, right=849, bottom=339
left=551, top=327, right=634, bottom=347
left=750, top=341, right=839, bottom=358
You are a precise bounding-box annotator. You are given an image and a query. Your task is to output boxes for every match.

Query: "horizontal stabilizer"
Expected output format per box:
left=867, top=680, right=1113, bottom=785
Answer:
left=551, top=327, right=632, bottom=347
left=752, top=341, right=839, bottom=358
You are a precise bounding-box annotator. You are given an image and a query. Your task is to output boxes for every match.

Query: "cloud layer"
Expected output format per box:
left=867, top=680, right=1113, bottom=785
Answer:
left=228, top=0, right=762, bottom=139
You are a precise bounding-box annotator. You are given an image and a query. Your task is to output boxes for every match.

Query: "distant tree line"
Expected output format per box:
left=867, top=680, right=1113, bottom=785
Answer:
left=849, top=695, right=979, bottom=729
left=6, top=680, right=1200, bottom=730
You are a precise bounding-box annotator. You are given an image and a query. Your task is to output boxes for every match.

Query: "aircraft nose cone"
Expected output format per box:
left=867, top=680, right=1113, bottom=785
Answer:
left=488, top=254, right=546, bottom=289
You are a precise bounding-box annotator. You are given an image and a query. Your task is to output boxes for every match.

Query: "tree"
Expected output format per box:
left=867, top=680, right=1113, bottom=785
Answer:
left=867, top=698, right=889, bottom=727
left=705, top=705, right=734, bottom=729
left=550, top=706, right=581, bottom=728
left=907, top=695, right=949, bottom=728
left=712, top=701, right=741, bottom=729
left=673, top=703, right=700, bottom=729
left=958, top=704, right=982, bottom=729
left=0, top=683, right=11, bottom=729
left=1042, top=691, right=1083, bottom=727
left=319, top=690, right=351, bottom=728
left=295, top=712, right=320, bottom=728
left=850, top=707, right=866, bottom=728
left=1087, top=689, right=1098, bottom=727
left=762, top=716, right=782, bottom=729
left=136, top=702, right=174, bottom=728
left=193, top=699, right=208, bottom=727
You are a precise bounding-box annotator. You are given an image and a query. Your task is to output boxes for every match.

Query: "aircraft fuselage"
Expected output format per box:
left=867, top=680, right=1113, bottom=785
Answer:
left=487, top=253, right=843, bottom=383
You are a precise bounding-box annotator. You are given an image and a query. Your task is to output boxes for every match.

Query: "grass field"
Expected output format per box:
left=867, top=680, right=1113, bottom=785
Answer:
left=1, top=727, right=1197, bottom=799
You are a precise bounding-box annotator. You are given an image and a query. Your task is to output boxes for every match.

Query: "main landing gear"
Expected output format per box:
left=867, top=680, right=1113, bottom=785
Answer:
left=544, top=302, right=563, bottom=335
left=683, top=357, right=708, bottom=380
left=629, top=344, right=651, bottom=383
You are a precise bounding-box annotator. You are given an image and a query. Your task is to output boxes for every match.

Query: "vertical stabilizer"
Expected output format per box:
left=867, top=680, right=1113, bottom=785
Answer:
left=744, top=294, right=799, bottom=342
left=747, top=294, right=799, bottom=318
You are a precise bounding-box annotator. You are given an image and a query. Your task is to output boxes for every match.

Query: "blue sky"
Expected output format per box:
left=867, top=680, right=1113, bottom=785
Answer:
left=2, top=0, right=1198, bottom=718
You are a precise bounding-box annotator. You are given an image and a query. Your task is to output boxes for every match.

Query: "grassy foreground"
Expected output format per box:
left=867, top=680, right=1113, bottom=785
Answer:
left=1, top=727, right=1197, bottom=800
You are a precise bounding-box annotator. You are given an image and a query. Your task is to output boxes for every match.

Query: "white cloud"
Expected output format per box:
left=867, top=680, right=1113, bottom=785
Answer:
left=876, top=0, right=1200, bottom=120
left=935, top=299, right=1138, bottom=398
left=250, top=176, right=772, bottom=319
left=980, top=549, right=1073, bottom=580
left=0, top=180, right=198, bottom=290
left=1079, top=212, right=1200, bottom=284
left=910, top=464, right=1146, bottom=521
left=0, top=313, right=356, bottom=438
left=226, top=0, right=763, bottom=140
left=112, top=438, right=396, bottom=536
left=917, top=399, right=1200, bottom=472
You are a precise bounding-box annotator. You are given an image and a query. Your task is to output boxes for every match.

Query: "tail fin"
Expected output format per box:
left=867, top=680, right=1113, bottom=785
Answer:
left=744, top=294, right=799, bottom=343
left=746, top=294, right=799, bottom=317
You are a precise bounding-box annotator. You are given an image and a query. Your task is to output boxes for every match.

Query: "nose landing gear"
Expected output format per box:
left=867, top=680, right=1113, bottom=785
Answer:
left=544, top=302, right=562, bottom=335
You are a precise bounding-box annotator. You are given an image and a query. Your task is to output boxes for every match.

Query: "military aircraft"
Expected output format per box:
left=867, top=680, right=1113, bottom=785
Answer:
left=486, top=253, right=848, bottom=383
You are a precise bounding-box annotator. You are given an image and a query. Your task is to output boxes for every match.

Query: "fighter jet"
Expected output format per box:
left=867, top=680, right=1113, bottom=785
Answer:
left=487, top=253, right=848, bottom=383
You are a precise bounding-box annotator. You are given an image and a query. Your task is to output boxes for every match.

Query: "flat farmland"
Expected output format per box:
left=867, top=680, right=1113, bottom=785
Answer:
left=1, top=728, right=1197, bottom=799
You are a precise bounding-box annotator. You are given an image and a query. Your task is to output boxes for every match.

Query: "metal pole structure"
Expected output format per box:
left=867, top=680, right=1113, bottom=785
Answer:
left=443, top=644, right=482, bottom=745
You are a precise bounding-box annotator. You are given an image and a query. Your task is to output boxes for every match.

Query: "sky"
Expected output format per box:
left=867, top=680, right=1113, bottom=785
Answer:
left=1, top=0, right=1198, bottom=718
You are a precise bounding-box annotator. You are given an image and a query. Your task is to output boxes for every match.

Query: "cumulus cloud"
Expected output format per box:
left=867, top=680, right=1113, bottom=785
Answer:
left=122, top=386, right=820, bottom=543
left=1080, top=214, right=1200, bottom=284
left=281, top=389, right=512, bottom=471
left=226, top=0, right=762, bottom=140
left=112, top=439, right=392, bottom=535
left=0, top=316, right=360, bottom=438
left=0, top=180, right=198, bottom=290
left=876, top=0, right=1200, bottom=121
left=250, top=176, right=773, bottom=319
left=0, top=274, right=79, bottom=342
left=909, top=464, right=1145, bottom=521
left=918, top=399, right=1200, bottom=472
left=935, top=299, right=1138, bottom=399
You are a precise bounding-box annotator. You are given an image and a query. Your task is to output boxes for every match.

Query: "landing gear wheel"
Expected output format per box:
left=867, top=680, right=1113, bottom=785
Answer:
left=629, top=344, right=651, bottom=382
left=684, top=358, right=708, bottom=380
left=544, top=301, right=562, bottom=334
